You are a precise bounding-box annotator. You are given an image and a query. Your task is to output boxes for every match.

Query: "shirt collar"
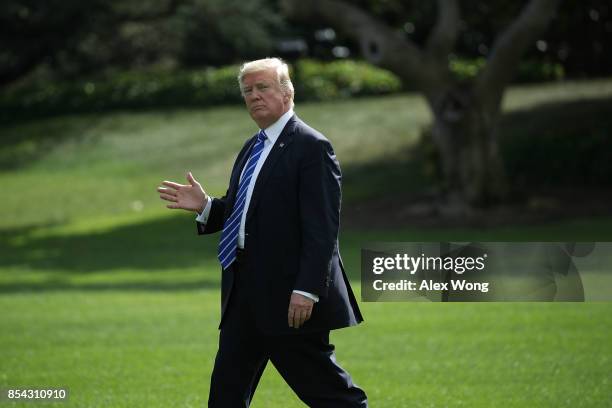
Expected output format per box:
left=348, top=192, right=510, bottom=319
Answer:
left=262, top=109, right=294, bottom=144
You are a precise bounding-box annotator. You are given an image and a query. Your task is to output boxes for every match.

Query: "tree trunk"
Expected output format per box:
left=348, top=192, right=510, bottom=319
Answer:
left=428, top=84, right=507, bottom=207
left=280, top=0, right=560, bottom=209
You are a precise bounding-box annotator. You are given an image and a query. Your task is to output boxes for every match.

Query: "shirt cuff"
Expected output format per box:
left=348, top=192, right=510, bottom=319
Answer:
left=293, top=290, right=319, bottom=303
left=195, top=196, right=213, bottom=224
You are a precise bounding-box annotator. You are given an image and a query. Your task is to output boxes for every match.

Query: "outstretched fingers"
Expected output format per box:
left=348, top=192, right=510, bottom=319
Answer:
left=157, top=186, right=177, bottom=195
left=159, top=192, right=178, bottom=203
left=161, top=180, right=184, bottom=190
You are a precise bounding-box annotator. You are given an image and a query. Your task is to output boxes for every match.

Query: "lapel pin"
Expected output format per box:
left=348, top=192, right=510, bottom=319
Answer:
left=279, top=142, right=285, bottom=147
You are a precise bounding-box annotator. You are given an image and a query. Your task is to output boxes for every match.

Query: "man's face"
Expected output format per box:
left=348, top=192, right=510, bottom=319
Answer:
left=241, top=69, right=290, bottom=129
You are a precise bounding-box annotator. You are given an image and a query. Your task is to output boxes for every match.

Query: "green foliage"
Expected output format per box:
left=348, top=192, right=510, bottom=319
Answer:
left=0, top=61, right=402, bottom=121
left=516, top=60, right=565, bottom=83
left=0, top=67, right=241, bottom=121
left=450, top=58, right=565, bottom=82
left=449, top=57, right=487, bottom=81
left=293, top=59, right=403, bottom=101
left=175, top=0, right=283, bottom=66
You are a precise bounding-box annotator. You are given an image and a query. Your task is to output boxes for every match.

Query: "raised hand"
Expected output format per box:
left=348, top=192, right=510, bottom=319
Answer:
left=157, top=172, right=208, bottom=213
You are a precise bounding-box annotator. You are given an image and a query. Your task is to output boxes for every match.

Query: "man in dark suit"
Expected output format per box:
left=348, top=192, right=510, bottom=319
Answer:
left=158, top=57, right=367, bottom=407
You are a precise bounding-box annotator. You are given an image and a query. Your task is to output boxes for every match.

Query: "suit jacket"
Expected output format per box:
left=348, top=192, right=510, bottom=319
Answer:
left=197, top=114, right=364, bottom=334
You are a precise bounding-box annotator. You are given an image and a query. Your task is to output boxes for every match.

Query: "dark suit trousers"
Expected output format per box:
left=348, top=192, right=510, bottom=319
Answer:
left=208, top=256, right=368, bottom=408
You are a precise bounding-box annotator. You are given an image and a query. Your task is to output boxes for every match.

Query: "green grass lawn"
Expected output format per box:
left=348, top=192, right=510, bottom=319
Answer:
left=1, top=292, right=610, bottom=407
left=1, top=79, right=612, bottom=407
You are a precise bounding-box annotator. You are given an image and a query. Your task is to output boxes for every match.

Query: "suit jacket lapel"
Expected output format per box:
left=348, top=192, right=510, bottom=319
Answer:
left=245, top=115, right=298, bottom=223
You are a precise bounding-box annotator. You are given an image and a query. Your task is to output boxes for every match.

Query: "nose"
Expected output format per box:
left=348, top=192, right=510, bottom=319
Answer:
left=249, top=89, right=262, bottom=101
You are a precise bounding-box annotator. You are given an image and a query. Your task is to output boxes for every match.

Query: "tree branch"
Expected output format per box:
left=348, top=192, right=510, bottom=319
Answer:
left=475, top=0, right=561, bottom=110
left=425, top=0, right=461, bottom=63
left=281, top=0, right=442, bottom=92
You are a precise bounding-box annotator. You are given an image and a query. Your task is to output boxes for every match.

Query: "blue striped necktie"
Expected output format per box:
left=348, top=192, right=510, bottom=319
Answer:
left=218, top=130, right=267, bottom=269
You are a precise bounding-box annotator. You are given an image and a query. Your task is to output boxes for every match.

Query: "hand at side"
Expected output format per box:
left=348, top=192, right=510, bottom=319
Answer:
left=288, top=292, right=315, bottom=328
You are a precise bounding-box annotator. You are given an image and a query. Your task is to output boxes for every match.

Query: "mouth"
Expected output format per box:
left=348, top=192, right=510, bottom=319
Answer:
left=251, top=105, right=265, bottom=112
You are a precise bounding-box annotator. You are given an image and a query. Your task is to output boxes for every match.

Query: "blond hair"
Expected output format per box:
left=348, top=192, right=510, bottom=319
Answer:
left=238, top=58, right=295, bottom=108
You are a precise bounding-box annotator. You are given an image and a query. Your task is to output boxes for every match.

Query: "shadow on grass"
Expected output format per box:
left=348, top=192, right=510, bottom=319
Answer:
left=0, top=114, right=109, bottom=170
left=341, top=145, right=432, bottom=203
left=0, top=215, right=223, bottom=293
left=0, top=279, right=219, bottom=294
left=499, top=96, right=612, bottom=188
left=0, top=215, right=218, bottom=272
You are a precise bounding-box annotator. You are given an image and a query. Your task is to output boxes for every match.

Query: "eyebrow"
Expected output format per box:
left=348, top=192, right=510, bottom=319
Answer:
left=243, top=81, right=271, bottom=91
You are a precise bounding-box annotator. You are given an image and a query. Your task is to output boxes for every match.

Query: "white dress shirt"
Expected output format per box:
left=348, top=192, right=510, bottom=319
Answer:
left=196, top=109, right=319, bottom=303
